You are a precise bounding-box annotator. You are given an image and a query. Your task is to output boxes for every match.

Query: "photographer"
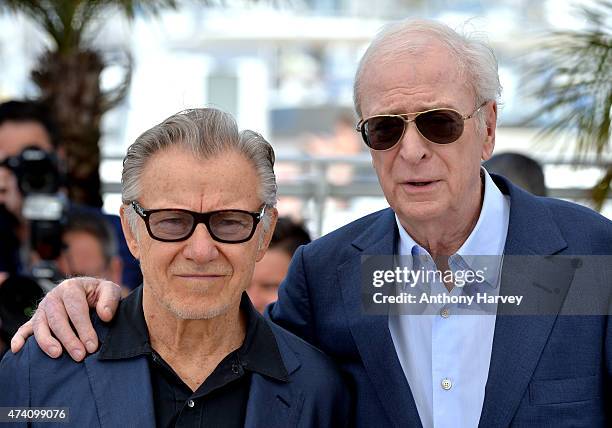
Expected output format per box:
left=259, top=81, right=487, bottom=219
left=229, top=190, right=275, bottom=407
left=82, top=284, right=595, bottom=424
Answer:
left=0, top=100, right=58, bottom=357
left=0, top=100, right=139, bottom=356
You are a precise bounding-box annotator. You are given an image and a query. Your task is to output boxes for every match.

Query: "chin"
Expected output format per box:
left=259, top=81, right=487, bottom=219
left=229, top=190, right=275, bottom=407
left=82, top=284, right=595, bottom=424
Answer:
left=163, top=297, right=233, bottom=320
left=395, top=201, right=446, bottom=223
left=151, top=284, right=239, bottom=320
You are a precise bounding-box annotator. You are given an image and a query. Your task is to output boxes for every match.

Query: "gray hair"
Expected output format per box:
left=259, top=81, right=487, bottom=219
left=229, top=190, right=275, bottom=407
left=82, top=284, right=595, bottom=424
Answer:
left=353, top=19, right=502, bottom=130
left=121, top=108, right=277, bottom=234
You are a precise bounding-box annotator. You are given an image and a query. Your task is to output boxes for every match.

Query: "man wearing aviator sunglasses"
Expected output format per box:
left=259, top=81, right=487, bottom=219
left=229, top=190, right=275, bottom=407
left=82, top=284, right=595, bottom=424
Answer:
left=1, top=108, right=349, bottom=427
left=12, top=19, right=612, bottom=428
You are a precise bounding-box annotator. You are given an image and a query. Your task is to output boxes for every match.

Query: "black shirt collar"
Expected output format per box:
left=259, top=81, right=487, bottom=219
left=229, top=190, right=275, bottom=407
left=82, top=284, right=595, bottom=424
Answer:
left=98, top=285, right=288, bottom=382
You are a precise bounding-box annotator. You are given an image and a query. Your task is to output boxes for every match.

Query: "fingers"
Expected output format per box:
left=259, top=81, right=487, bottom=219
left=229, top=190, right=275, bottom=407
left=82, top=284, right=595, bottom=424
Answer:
left=63, top=285, right=99, bottom=354
left=94, top=280, right=122, bottom=322
left=41, top=293, right=86, bottom=361
left=11, top=276, right=121, bottom=360
left=10, top=320, right=37, bottom=354
left=29, top=311, right=63, bottom=358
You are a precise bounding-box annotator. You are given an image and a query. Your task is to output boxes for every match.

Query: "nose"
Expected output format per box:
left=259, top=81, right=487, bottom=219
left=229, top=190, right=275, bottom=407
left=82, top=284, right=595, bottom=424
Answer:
left=396, top=120, right=431, bottom=164
left=182, top=223, right=219, bottom=263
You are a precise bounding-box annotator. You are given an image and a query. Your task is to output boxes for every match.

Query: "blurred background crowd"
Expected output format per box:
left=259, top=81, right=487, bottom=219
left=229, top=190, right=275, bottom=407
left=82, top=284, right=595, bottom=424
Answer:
left=0, top=0, right=610, bottom=356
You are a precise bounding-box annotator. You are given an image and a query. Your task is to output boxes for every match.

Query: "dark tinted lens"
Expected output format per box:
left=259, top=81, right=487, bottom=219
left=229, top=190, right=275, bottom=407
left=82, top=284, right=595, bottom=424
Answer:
left=363, top=116, right=405, bottom=150
left=209, top=211, right=255, bottom=241
left=149, top=210, right=194, bottom=239
left=415, top=109, right=464, bottom=144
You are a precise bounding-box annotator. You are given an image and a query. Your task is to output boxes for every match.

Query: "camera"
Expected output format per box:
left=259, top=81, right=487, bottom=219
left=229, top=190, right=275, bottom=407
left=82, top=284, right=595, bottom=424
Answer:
left=1, top=146, right=67, bottom=282
left=1, top=146, right=63, bottom=195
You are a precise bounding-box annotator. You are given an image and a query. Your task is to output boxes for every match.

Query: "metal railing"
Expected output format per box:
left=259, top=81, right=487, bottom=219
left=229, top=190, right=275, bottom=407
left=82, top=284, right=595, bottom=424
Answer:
left=102, top=154, right=612, bottom=237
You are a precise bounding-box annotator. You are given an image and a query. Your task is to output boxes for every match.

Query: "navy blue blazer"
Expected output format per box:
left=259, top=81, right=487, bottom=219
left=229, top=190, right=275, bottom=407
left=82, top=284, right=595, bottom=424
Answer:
left=267, top=175, right=612, bottom=427
left=0, top=313, right=349, bottom=427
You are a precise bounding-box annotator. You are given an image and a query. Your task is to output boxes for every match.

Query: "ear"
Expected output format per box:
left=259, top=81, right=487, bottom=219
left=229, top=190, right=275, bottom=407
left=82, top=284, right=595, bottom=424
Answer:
left=481, top=101, right=497, bottom=162
left=256, top=207, right=278, bottom=262
left=120, top=204, right=140, bottom=260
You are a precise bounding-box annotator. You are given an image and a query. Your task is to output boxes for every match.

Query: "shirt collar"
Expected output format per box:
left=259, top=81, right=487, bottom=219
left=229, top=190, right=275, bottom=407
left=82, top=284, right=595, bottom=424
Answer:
left=395, top=167, right=510, bottom=288
left=98, top=286, right=289, bottom=382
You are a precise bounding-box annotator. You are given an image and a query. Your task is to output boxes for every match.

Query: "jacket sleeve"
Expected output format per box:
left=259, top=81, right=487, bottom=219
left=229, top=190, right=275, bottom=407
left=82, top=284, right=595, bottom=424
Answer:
left=265, top=245, right=316, bottom=345
left=0, top=341, right=31, bottom=428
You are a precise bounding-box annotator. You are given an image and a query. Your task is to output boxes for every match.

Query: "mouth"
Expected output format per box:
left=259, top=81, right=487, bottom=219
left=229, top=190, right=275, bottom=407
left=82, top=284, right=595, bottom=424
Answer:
left=175, top=274, right=226, bottom=279
left=403, top=179, right=440, bottom=188
left=402, top=179, right=440, bottom=194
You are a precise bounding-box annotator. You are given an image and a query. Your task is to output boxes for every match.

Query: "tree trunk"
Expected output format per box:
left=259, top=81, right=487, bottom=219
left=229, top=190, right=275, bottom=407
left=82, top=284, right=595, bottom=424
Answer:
left=32, top=49, right=104, bottom=208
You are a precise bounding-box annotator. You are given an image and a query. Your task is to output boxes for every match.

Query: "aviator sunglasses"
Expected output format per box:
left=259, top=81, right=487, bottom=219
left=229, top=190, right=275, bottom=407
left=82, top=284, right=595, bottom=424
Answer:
left=356, top=101, right=488, bottom=150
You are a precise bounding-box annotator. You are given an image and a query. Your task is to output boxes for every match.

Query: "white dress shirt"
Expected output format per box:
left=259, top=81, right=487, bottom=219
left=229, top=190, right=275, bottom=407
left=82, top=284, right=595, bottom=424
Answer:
left=389, top=169, right=511, bottom=428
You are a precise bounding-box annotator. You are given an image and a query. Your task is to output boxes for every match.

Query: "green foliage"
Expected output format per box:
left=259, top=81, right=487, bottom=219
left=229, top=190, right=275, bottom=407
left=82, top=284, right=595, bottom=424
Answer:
left=0, top=1, right=178, bottom=53
left=526, top=0, right=611, bottom=209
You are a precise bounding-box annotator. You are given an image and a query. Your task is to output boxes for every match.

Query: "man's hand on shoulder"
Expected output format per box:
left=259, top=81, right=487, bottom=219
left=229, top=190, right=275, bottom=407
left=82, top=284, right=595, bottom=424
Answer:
left=10, top=277, right=122, bottom=361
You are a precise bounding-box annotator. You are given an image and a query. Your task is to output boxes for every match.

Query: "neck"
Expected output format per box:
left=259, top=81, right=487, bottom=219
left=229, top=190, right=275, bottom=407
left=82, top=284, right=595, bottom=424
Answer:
left=142, top=286, right=246, bottom=390
left=400, top=175, right=484, bottom=259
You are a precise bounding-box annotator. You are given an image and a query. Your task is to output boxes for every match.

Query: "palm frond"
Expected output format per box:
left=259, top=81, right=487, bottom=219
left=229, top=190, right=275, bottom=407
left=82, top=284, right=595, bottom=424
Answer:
left=0, top=1, right=181, bottom=50
left=523, top=0, right=612, bottom=207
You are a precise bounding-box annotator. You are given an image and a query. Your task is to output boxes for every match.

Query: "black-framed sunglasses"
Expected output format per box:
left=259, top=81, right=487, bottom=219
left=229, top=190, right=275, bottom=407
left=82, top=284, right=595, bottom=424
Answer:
left=130, top=201, right=267, bottom=243
left=356, top=101, right=488, bottom=150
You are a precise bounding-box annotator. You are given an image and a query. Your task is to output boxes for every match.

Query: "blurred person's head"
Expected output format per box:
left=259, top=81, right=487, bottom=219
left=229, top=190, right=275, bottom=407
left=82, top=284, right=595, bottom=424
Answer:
left=483, top=152, right=546, bottom=196
left=353, top=19, right=500, bottom=234
left=0, top=100, right=60, bottom=157
left=249, top=218, right=311, bottom=313
left=56, top=210, right=122, bottom=284
left=0, top=100, right=63, bottom=224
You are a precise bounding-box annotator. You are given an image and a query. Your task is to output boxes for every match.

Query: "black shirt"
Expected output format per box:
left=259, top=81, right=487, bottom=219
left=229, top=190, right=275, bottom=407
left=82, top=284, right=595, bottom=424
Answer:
left=98, top=286, right=288, bottom=428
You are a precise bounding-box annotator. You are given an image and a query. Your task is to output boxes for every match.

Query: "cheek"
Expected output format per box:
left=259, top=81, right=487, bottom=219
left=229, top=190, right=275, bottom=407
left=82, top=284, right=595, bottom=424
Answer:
left=138, top=244, right=172, bottom=279
left=226, top=248, right=258, bottom=287
left=372, top=154, right=393, bottom=186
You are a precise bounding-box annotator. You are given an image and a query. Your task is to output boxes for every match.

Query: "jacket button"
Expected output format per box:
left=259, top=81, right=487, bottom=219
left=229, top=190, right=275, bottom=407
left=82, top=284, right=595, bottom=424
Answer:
left=187, top=399, right=195, bottom=408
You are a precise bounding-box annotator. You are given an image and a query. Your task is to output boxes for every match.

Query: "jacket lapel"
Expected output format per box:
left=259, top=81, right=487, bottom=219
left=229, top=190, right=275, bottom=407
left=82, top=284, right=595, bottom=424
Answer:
left=244, top=375, right=302, bottom=428
left=244, top=335, right=301, bottom=428
left=339, top=209, right=423, bottom=428
left=84, top=354, right=155, bottom=428
left=479, top=177, right=572, bottom=427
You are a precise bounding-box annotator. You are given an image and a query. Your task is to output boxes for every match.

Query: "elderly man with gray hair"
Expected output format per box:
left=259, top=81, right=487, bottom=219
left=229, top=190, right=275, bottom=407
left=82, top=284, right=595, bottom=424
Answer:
left=9, top=19, right=612, bottom=427
left=0, top=108, right=349, bottom=427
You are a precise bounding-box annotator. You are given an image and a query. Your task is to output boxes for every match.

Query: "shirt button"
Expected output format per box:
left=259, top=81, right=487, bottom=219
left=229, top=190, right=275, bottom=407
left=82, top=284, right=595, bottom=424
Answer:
left=187, top=399, right=195, bottom=408
left=440, top=307, right=450, bottom=318
left=441, top=378, right=452, bottom=390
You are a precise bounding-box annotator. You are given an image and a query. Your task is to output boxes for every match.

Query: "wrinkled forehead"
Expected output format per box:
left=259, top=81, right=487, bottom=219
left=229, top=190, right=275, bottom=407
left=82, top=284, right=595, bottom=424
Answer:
left=138, top=146, right=261, bottom=209
left=359, top=40, right=475, bottom=107
left=367, top=37, right=466, bottom=83
left=360, top=53, right=475, bottom=115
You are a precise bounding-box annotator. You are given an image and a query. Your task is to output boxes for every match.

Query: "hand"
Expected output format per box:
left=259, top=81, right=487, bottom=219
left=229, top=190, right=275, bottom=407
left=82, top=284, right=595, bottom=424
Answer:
left=10, top=277, right=122, bottom=361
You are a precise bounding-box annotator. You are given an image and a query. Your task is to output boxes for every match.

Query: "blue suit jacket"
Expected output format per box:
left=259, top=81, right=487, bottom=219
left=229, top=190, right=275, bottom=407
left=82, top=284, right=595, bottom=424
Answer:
left=0, top=313, right=349, bottom=427
left=267, top=175, right=612, bottom=427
